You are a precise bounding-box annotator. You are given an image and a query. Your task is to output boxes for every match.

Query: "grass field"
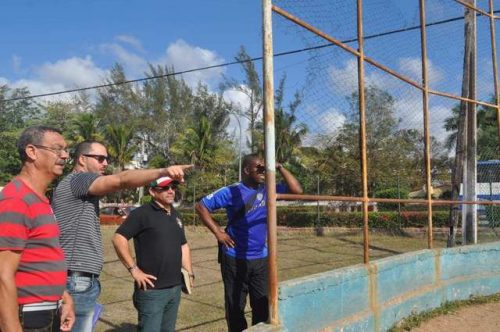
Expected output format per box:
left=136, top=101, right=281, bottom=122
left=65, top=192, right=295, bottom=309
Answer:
left=95, top=226, right=497, bottom=331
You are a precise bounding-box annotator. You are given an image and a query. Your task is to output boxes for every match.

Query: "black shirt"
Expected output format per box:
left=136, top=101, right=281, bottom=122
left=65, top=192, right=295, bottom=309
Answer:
left=116, top=201, right=187, bottom=289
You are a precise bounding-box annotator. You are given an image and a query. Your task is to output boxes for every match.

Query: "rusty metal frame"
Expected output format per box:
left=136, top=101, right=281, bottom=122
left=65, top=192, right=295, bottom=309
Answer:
left=419, top=0, right=434, bottom=248
left=489, top=0, right=500, bottom=144
left=271, top=5, right=499, bottom=110
left=356, top=0, right=370, bottom=264
left=263, top=0, right=499, bottom=326
left=263, top=0, right=279, bottom=324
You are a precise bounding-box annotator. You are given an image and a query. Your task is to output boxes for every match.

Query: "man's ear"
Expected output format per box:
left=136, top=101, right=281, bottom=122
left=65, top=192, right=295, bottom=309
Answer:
left=24, top=145, right=37, bottom=161
left=76, top=155, right=86, bottom=167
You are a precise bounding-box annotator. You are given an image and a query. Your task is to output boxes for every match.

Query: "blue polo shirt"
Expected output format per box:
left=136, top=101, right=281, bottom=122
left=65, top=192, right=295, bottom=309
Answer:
left=201, top=182, right=288, bottom=260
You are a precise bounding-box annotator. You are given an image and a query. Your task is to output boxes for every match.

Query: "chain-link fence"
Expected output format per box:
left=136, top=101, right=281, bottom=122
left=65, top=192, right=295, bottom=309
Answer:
left=266, top=0, right=500, bottom=258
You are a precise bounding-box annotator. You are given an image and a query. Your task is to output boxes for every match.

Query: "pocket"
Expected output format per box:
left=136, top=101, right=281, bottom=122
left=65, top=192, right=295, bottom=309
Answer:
left=68, top=277, right=93, bottom=293
left=21, top=309, right=56, bottom=331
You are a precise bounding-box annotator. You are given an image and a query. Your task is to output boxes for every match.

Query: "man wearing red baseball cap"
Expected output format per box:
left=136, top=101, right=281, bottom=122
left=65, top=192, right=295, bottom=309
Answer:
left=112, top=176, right=194, bottom=332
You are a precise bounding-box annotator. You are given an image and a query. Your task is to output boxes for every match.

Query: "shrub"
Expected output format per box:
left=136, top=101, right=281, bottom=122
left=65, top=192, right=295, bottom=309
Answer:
left=175, top=206, right=452, bottom=230
left=375, top=188, right=409, bottom=211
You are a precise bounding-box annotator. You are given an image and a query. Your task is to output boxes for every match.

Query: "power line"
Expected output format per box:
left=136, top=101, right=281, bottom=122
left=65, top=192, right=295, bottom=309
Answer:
left=2, top=11, right=497, bottom=103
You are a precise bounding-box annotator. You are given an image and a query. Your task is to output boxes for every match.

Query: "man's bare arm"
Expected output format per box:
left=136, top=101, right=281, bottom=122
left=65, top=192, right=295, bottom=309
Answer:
left=195, top=202, right=235, bottom=248
left=88, top=165, right=193, bottom=196
left=112, top=233, right=157, bottom=290
left=277, top=164, right=303, bottom=194
left=0, top=250, right=22, bottom=332
left=181, top=244, right=194, bottom=287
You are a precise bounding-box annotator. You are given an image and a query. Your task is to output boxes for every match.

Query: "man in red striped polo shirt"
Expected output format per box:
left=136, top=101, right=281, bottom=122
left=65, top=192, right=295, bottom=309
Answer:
left=0, top=126, right=75, bottom=332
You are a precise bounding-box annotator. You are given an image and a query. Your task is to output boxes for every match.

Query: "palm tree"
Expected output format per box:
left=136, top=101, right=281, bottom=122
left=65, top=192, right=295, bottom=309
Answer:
left=104, top=124, right=137, bottom=171
left=255, top=76, right=308, bottom=165
left=71, top=113, right=103, bottom=143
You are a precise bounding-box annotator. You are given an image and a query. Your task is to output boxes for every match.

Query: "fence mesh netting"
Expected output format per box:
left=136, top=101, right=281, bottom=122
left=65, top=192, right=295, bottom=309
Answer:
left=269, top=0, right=500, bottom=247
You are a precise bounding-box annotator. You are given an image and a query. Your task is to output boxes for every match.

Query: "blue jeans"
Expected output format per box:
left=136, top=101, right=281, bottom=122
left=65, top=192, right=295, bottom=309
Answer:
left=133, top=285, right=182, bottom=332
left=66, top=275, right=101, bottom=332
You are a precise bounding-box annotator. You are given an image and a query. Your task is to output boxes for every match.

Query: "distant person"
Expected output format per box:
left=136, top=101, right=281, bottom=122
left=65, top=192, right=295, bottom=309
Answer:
left=112, top=176, right=194, bottom=332
left=196, top=154, right=302, bottom=332
left=52, top=140, right=192, bottom=332
left=0, top=126, right=75, bottom=331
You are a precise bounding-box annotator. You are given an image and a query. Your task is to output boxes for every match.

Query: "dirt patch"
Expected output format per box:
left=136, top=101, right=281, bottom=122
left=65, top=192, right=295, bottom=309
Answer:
left=411, top=302, right=500, bottom=332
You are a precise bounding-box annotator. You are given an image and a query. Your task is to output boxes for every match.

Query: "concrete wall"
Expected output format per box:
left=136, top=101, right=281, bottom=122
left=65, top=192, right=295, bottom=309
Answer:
left=250, top=241, right=500, bottom=332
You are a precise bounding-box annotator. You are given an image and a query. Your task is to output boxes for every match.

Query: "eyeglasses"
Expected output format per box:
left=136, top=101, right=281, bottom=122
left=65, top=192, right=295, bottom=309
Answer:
left=32, top=144, right=69, bottom=157
left=154, top=184, right=177, bottom=192
left=83, top=154, right=109, bottom=163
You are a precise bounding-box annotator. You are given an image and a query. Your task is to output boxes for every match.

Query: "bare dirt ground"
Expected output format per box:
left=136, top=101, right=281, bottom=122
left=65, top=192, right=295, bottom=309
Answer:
left=95, top=225, right=498, bottom=332
left=411, top=302, right=500, bottom=332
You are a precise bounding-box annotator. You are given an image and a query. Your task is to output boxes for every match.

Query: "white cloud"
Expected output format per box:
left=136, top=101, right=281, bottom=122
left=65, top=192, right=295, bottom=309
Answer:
left=1, top=37, right=226, bottom=103
left=394, top=90, right=453, bottom=143
left=116, top=35, right=145, bottom=52
left=328, top=59, right=394, bottom=95
left=0, top=56, right=107, bottom=102
left=35, top=56, right=107, bottom=87
left=223, top=88, right=252, bottom=152
left=398, top=57, right=444, bottom=84
left=157, top=39, right=225, bottom=87
left=100, top=42, right=147, bottom=77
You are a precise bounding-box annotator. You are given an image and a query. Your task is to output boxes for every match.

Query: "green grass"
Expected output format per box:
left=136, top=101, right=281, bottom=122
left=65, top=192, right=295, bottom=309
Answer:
left=95, top=226, right=497, bottom=331
left=389, top=293, right=500, bottom=332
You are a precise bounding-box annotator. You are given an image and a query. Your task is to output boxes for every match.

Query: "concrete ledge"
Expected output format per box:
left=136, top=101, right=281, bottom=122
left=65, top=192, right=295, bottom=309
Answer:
left=247, top=241, right=500, bottom=332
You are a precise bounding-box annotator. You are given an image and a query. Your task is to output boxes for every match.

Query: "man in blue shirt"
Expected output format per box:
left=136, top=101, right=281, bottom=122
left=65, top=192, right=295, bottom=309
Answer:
left=196, top=154, right=302, bottom=332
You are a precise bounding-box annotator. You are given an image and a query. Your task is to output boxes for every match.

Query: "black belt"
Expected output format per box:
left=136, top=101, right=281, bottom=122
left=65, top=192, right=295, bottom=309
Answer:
left=68, top=270, right=99, bottom=278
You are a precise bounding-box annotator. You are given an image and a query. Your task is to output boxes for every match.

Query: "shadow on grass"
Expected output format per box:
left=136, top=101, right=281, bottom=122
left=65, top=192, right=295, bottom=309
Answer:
left=100, top=318, right=135, bottom=331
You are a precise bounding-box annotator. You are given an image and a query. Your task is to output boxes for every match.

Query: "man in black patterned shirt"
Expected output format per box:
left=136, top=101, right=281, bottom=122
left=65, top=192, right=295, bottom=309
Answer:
left=52, top=140, right=192, bottom=332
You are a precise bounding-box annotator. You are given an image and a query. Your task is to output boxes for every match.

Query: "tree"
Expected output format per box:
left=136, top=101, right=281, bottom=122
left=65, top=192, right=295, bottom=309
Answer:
left=222, top=46, right=263, bottom=152
left=104, top=124, right=137, bottom=171
left=444, top=102, right=499, bottom=160
left=140, top=64, right=194, bottom=161
left=95, top=63, right=142, bottom=127
left=255, top=75, right=308, bottom=165
left=70, top=112, right=103, bottom=143
left=0, top=85, right=41, bottom=184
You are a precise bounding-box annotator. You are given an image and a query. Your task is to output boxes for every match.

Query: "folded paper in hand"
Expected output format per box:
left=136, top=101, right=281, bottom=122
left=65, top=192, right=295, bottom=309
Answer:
left=181, top=268, right=192, bottom=295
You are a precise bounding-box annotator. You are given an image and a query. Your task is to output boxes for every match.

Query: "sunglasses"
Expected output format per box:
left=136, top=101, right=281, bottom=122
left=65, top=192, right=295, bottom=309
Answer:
left=83, top=154, right=109, bottom=163
left=154, top=184, right=178, bottom=192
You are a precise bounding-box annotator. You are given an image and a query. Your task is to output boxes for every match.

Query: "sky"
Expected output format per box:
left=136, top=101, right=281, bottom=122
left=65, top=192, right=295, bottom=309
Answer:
left=0, top=1, right=269, bottom=95
left=1, top=0, right=498, bottom=147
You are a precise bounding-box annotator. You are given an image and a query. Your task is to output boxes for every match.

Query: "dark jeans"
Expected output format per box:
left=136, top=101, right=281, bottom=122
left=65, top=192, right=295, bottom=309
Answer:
left=19, top=308, right=60, bottom=332
left=220, top=254, right=269, bottom=332
left=133, top=285, right=182, bottom=332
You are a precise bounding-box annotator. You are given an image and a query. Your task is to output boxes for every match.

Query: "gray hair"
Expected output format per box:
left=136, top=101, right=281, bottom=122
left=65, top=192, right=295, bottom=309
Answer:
left=17, top=126, right=62, bottom=162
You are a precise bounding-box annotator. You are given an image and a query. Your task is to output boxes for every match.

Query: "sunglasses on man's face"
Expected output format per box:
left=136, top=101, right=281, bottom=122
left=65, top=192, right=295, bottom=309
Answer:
left=255, top=165, right=266, bottom=174
left=83, top=154, right=109, bottom=163
left=154, top=184, right=178, bottom=192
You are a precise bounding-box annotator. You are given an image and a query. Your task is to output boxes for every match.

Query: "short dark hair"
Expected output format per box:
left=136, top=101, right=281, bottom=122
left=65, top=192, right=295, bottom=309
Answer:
left=73, top=140, right=104, bottom=160
left=242, top=154, right=262, bottom=169
left=17, top=126, right=62, bottom=162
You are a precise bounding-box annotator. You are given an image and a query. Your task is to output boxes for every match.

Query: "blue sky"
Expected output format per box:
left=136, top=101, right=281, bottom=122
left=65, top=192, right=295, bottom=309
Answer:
left=0, top=1, right=271, bottom=93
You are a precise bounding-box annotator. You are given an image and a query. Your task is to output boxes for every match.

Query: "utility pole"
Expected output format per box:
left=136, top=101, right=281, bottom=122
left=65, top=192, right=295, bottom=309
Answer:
left=462, top=0, right=477, bottom=245
left=448, top=0, right=476, bottom=247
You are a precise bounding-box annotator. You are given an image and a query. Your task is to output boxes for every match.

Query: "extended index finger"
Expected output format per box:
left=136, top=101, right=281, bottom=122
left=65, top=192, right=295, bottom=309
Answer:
left=179, top=164, right=194, bottom=171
